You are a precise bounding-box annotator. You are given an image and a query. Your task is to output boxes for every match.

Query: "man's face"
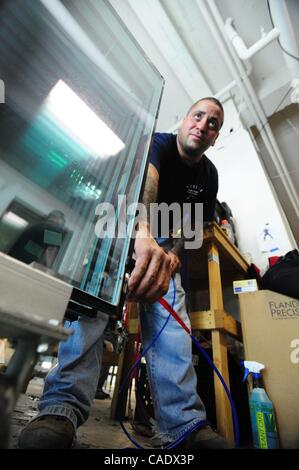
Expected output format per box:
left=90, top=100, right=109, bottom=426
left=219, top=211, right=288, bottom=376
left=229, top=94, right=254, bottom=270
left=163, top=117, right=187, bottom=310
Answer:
left=177, top=100, right=223, bottom=159
left=48, top=213, right=65, bottom=228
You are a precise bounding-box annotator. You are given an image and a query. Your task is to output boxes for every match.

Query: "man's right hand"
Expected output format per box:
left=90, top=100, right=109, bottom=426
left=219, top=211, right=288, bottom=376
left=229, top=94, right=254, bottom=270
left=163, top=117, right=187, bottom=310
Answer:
left=127, top=225, right=172, bottom=303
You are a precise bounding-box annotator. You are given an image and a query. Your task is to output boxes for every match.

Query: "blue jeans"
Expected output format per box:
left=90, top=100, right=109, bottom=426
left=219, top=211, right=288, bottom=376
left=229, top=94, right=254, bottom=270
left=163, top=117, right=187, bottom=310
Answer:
left=36, top=268, right=206, bottom=442
left=139, top=272, right=206, bottom=442
left=37, top=310, right=108, bottom=429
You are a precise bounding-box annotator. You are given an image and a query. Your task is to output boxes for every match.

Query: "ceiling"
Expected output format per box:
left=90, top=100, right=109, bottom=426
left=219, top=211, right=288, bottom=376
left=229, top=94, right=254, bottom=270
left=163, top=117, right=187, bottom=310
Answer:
left=109, top=0, right=299, bottom=243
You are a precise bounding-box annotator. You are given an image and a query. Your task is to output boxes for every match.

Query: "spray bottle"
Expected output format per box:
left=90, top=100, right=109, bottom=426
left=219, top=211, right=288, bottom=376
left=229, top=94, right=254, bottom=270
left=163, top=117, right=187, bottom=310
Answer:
left=243, top=361, right=279, bottom=449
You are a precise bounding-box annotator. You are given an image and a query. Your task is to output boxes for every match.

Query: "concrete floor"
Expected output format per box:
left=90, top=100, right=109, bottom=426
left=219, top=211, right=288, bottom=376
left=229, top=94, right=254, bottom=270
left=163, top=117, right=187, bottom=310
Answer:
left=9, top=377, right=153, bottom=449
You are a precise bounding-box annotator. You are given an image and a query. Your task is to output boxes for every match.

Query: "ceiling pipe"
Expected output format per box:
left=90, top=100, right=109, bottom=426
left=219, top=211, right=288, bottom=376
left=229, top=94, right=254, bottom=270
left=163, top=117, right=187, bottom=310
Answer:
left=269, top=0, right=299, bottom=80
left=197, top=0, right=298, bottom=245
left=197, top=0, right=267, bottom=131
left=208, top=1, right=299, bottom=218
left=225, top=18, right=280, bottom=61
left=168, top=54, right=253, bottom=134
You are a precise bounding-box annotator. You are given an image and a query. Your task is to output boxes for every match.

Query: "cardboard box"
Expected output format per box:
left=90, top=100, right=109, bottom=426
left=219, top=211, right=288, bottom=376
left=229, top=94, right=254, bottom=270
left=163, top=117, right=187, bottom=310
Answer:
left=239, top=290, right=299, bottom=448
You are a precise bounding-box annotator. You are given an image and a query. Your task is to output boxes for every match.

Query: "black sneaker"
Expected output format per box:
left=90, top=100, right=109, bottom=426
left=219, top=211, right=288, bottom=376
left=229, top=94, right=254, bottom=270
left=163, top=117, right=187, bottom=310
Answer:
left=182, top=425, right=231, bottom=449
left=18, top=415, right=75, bottom=449
left=94, top=389, right=110, bottom=400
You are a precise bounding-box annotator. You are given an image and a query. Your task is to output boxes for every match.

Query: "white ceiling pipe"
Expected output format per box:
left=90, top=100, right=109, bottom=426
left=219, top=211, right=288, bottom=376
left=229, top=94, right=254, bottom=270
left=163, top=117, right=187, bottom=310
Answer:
left=208, top=0, right=299, bottom=241
left=197, top=0, right=264, bottom=129
left=209, top=2, right=299, bottom=217
left=225, top=18, right=280, bottom=61
left=198, top=0, right=299, bottom=244
left=218, top=10, right=298, bottom=209
left=269, top=0, right=299, bottom=80
left=168, top=57, right=252, bottom=134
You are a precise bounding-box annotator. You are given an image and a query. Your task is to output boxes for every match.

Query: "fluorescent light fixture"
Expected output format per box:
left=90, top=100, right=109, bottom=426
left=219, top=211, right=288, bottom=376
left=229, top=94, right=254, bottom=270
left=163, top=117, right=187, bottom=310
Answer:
left=2, top=211, right=29, bottom=228
left=46, top=80, right=125, bottom=157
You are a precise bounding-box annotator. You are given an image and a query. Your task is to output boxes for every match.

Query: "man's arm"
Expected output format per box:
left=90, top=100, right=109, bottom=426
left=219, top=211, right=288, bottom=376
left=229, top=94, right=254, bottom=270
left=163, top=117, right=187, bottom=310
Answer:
left=142, top=162, right=159, bottom=228
left=127, top=163, right=178, bottom=303
left=142, top=163, right=181, bottom=273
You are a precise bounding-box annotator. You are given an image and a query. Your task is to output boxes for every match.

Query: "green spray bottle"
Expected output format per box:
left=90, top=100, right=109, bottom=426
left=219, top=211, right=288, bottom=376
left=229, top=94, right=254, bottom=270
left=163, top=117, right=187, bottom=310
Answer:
left=243, top=361, right=279, bottom=449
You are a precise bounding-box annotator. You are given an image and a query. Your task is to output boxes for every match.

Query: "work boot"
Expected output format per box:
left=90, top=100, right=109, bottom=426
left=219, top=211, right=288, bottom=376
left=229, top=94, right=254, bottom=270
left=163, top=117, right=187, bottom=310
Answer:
left=182, top=425, right=231, bottom=449
left=94, top=389, right=110, bottom=400
left=18, top=415, right=75, bottom=449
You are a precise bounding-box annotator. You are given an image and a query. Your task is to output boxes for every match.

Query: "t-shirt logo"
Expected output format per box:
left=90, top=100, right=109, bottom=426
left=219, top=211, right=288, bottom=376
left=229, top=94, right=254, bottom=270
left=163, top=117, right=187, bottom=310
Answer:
left=186, top=184, right=203, bottom=200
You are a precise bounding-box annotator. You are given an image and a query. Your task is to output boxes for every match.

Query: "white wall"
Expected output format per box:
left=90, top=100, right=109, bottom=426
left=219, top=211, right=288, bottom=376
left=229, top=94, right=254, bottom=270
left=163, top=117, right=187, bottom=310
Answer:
left=206, top=99, right=295, bottom=271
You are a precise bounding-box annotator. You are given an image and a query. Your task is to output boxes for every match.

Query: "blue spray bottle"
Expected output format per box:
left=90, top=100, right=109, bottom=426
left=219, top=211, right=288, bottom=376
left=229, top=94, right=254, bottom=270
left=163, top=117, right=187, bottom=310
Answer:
left=243, top=361, right=279, bottom=449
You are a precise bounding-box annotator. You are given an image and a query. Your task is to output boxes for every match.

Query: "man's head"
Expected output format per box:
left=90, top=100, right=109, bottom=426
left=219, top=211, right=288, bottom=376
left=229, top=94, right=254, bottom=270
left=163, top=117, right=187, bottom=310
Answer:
left=177, top=97, right=224, bottom=165
left=46, top=210, right=66, bottom=228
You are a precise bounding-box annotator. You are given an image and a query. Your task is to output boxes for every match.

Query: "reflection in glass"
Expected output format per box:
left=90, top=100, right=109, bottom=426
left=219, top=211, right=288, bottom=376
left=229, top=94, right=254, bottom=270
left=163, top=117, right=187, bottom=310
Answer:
left=46, top=80, right=125, bottom=158
left=0, top=0, right=164, bottom=311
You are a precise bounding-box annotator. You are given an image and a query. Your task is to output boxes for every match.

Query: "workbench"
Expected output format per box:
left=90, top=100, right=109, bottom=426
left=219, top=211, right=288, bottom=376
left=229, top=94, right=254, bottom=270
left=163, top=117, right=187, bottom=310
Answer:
left=188, top=222, right=249, bottom=445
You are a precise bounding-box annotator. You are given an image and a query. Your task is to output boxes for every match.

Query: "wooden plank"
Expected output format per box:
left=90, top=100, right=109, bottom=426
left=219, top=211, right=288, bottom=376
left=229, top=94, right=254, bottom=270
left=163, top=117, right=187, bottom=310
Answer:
left=221, top=311, right=241, bottom=338
left=213, top=310, right=240, bottom=338
left=188, top=223, right=249, bottom=281
left=206, top=223, right=249, bottom=273
left=110, top=349, right=125, bottom=420
left=190, top=309, right=241, bottom=339
left=188, top=223, right=244, bottom=446
left=126, top=302, right=139, bottom=334
left=189, top=310, right=216, bottom=329
left=211, top=329, right=234, bottom=446
left=207, top=242, right=224, bottom=311
left=207, top=246, right=234, bottom=445
left=127, top=318, right=139, bottom=334
left=126, top=302, right=138, bottom=319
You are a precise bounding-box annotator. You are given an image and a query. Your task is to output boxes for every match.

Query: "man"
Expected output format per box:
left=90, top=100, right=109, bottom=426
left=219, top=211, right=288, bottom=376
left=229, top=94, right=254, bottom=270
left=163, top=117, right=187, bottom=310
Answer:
left=19, top=97, right=229, bottom=449
left=8, top=210, right=66, bottom=268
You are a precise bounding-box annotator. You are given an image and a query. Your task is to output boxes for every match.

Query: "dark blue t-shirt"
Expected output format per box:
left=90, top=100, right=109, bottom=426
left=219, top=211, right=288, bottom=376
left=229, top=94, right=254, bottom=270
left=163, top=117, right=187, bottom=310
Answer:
left=149, top=132, right=218, bottom=223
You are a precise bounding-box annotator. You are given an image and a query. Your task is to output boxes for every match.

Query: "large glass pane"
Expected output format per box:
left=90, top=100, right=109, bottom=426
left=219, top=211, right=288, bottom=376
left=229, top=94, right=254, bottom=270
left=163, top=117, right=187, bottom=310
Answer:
left=0, top=0, right=164, bottom=311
